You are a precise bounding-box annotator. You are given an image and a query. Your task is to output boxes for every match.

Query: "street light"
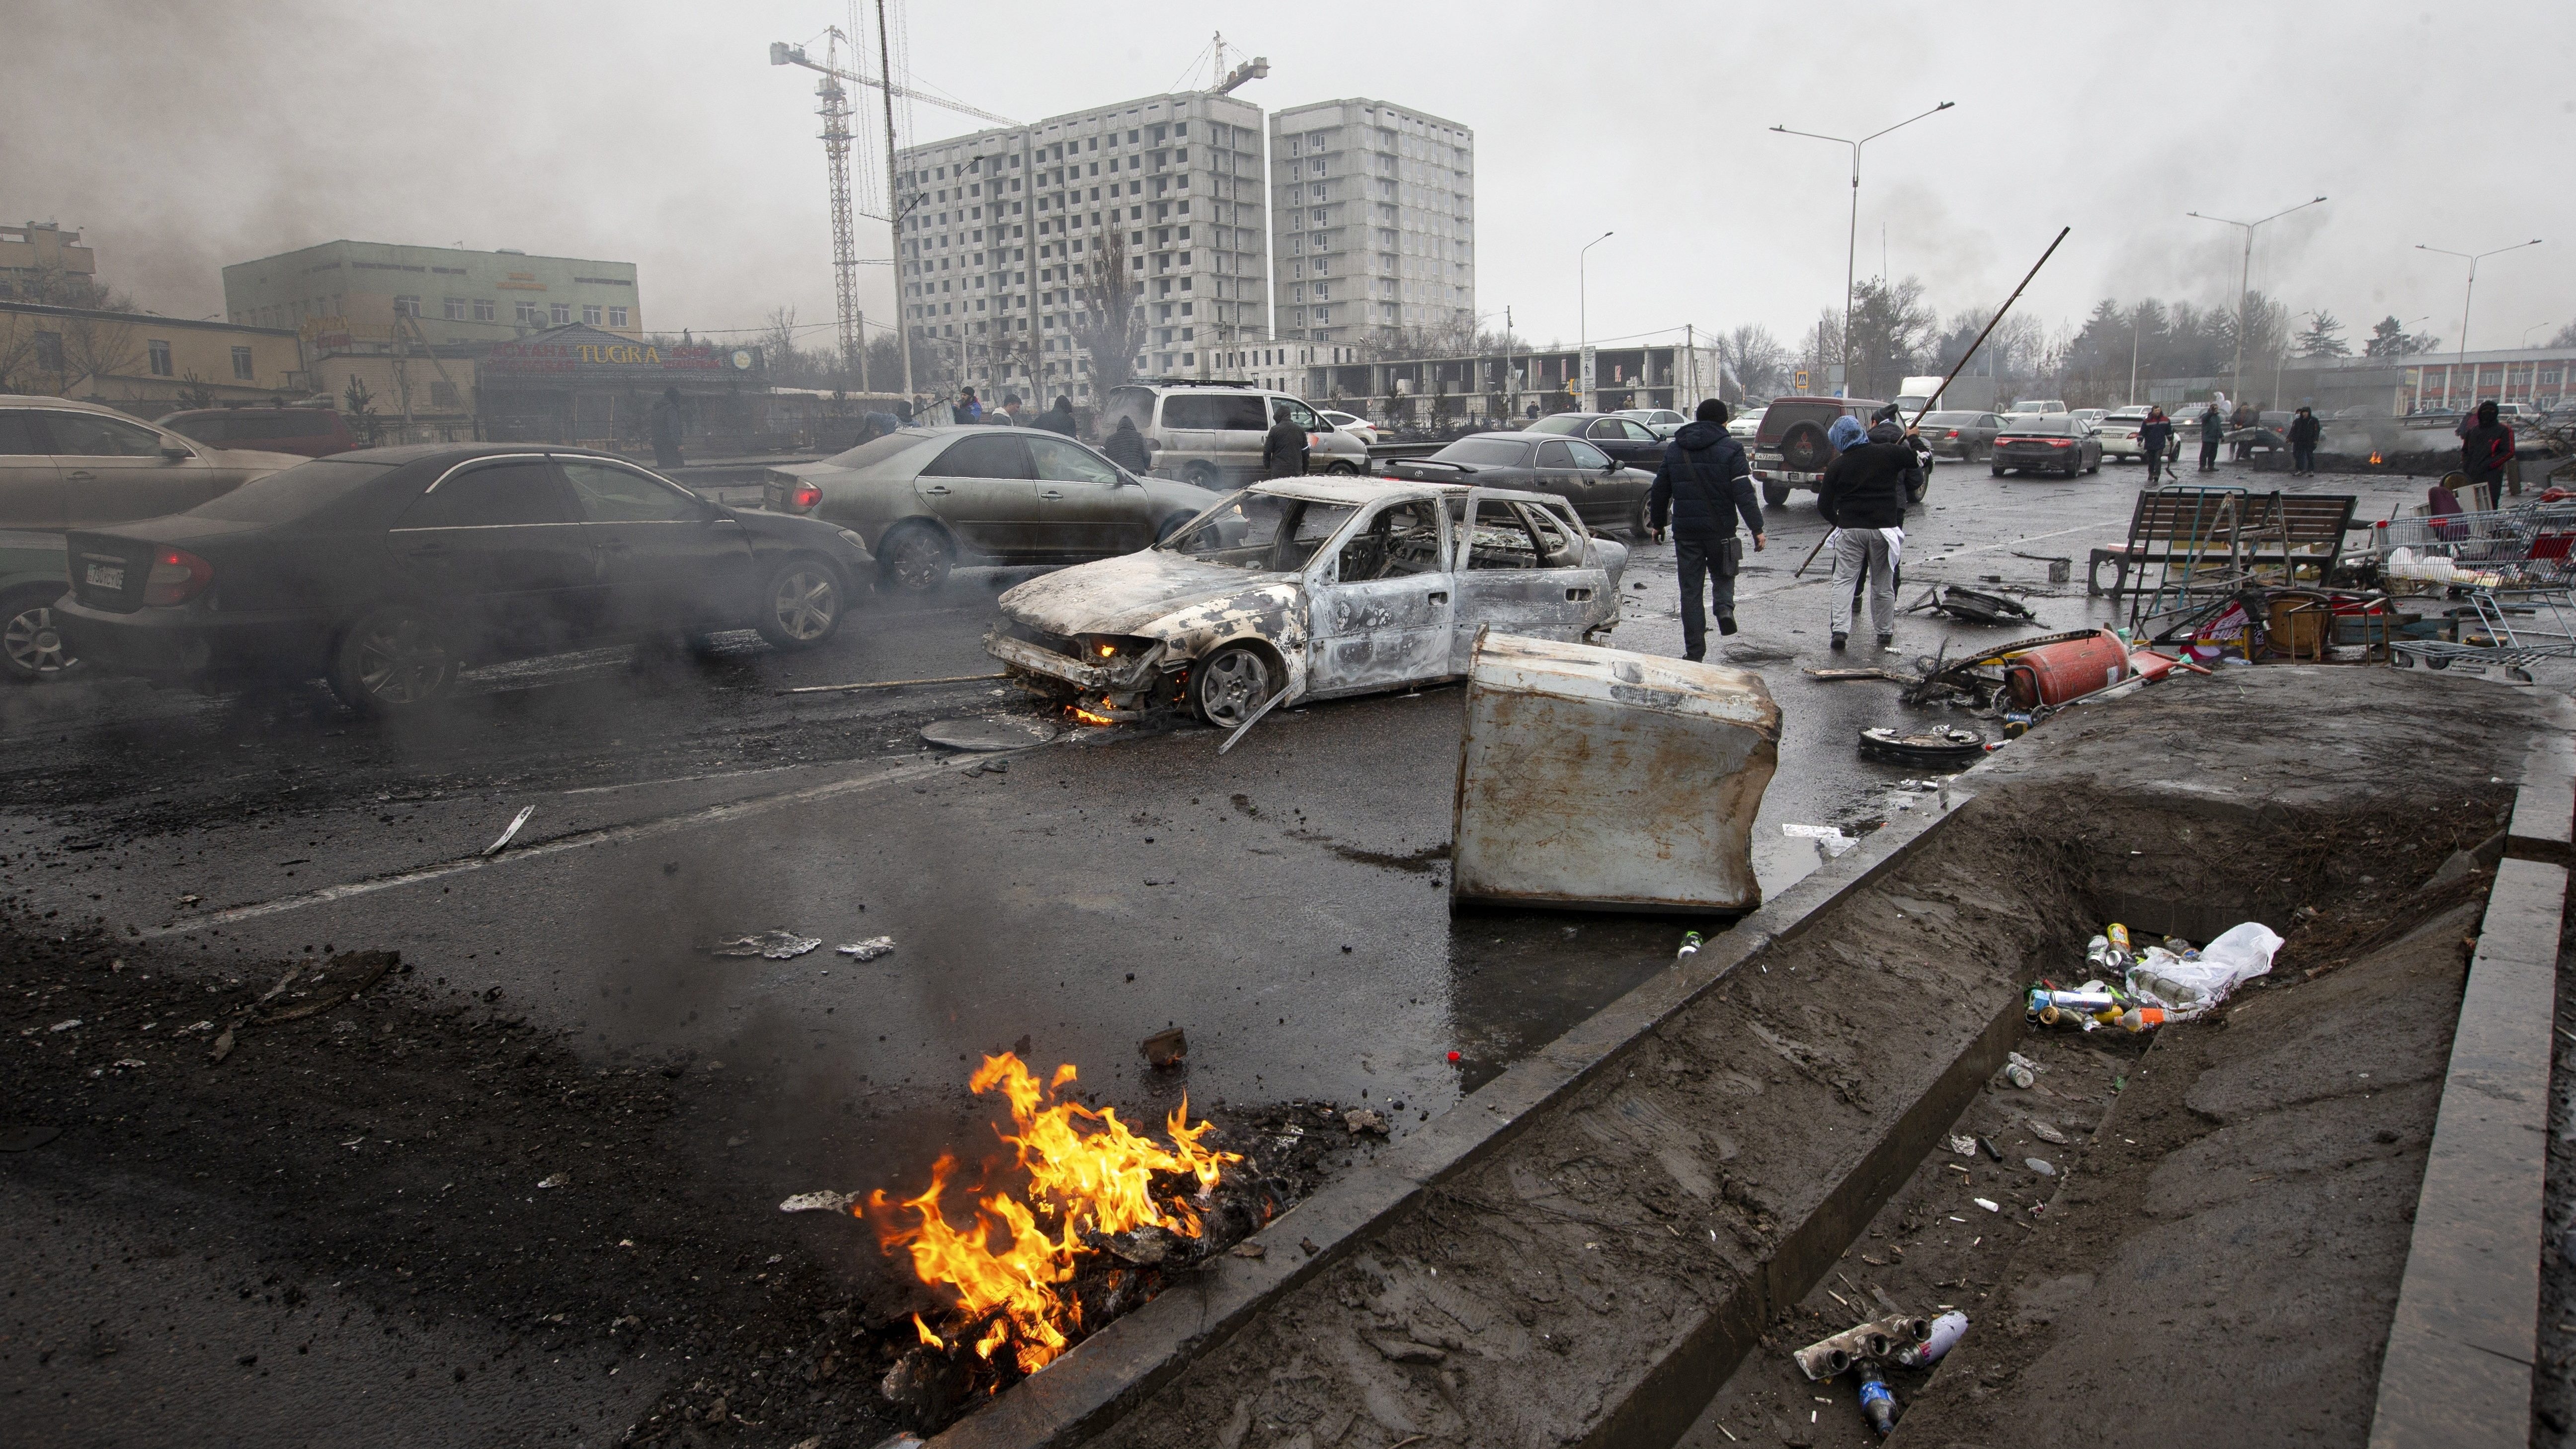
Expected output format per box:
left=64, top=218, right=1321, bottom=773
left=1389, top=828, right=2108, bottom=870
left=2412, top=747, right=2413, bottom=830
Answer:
left=2188, top=196, right=2327, bottom=405
left=1771, top=101, right=1954, bottom=396
left=1578, top=231, right=1613, bottom=410
left=2411, top=241, right=2544, bottom=376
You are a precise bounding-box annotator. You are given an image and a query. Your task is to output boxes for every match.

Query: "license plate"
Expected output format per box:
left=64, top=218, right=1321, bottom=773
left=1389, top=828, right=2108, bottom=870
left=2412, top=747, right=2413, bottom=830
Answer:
left=84, top=563, right=125, bottom=590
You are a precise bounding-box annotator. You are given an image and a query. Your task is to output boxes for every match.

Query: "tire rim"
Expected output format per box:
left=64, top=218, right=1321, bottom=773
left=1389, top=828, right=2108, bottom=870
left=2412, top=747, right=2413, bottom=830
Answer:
left=888, top=534, right=946, bottom=591
left=770, top=567, right=839, bottom=641
left=354, top=614, right=451, bottom=704
left=1197, top=648, right=1268, bottom=727
left=3, top=604, right=73, bottom=676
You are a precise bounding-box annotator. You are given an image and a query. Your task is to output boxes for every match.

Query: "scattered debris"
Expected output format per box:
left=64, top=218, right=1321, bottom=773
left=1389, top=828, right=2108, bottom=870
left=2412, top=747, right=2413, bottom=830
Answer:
left=482, top=804, right=535, bottom=857
left=1945, top=1133, right=1978, bottom=1156
left=705, top=931, right=823, bottom=960
left=1907, top=584, right=2038, bottom=626
left=919, top=717, right=1055, bottom=753
left=835, top=936, right=896, bottom=962
left=2003, top=1051, right=2041, bottom=1089
left=1858, top=725, right=1987, bottom=764
left=47, top=1018, right=79, bottom=1033
left=1782, top=822, right=1858, bottom=859
left=1371, top=1337, right=1447, bottom=1365
left=1229, top=1240, right=1266, bottom=1260
left=1720, top=642, right=1798, bottom=664
left=1138, top=1027, right=1188, bottom=1070
left=2025, top=1157, right=2057, bottom=1176
left=782, top=671, right=1004, bottom=696
left=1890, top=1310, right=1967, bottom=1368
left=537, top=1173, right=567, bottom=1189
left=779, top=1191, right=863, bottom=1214
left=2029, top=1120, right=2068, bottom=1144
left=1344, top=1108, right=1389, bottom=1135
left=1973, top=1197, right=2000, bottom=1212
left=1792, top=1313, right=1934, bottom=1379
left=1858, top=1364, right=1899, bottom=1435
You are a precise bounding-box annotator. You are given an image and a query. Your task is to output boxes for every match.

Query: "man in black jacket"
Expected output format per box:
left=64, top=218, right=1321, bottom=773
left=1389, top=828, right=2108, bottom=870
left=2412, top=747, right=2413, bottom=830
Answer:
left=2285, top=405, right=2322, bottom=476
left=1263, top=404, right=1310, bottom=479
left=1034, top=395, right=1079, bottom=437
left=2460, top=400, right=2515, bottom=498
left=1648, top=400, right=1766, bottom=659
left=2196, top=402, right=2225, bottom=472
left=2140, top=407, right=2174, bottom=485
left=1103, top=416, right=1151, bottom=473
left=1816, top=415, right=1919, bottom=651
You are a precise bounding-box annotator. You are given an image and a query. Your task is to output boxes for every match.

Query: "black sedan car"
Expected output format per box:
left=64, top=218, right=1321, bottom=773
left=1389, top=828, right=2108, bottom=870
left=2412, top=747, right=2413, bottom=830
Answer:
left=1379, top=431, right=1655, bottom=536
left=1989, top=416, right=2103, bottom=478
left=1522, top=412, right=1673, bottom=467
left=55, top=445, right=872, bottom=713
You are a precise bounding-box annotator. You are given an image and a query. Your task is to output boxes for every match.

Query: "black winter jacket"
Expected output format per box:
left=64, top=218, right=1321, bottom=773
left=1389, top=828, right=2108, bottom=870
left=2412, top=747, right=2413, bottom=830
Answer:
left=1263, top=419, right=1310, bottom=476
left=2461, top=421, right=2515, bottom=477
left=2287, top=413, right=2322, bottom=447
left=1103, top=423, right=1150, bottom=472
left=1816, top=423, right=1919, bottom=529
left=2140, top=418, right=2174, bottom=455
left=1647, top=422, right=1763, bottom=538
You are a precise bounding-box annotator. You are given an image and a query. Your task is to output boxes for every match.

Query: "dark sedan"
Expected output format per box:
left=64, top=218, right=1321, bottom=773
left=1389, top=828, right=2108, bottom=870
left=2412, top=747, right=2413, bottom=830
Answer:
left=1522, top=412, right=1673, bottom=468
left=1918, top=410, right=2004, bottom=462
left=1989, top=416, right=2103, bottom=478
left=1379, top=431, right=1654, bottom=536
left=55, top=445, right=872, bottom=713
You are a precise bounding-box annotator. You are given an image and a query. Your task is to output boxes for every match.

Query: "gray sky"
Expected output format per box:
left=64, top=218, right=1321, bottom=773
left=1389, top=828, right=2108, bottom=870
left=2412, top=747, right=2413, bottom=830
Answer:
left=13, top=0, right=2573, bottom=357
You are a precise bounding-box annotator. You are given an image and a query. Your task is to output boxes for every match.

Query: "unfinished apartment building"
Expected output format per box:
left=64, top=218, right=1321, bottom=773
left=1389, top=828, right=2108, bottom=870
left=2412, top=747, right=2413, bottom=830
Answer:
left=1269, top=99, right=1475, bottom=349
left=894, top=89, right=1271, bottom=400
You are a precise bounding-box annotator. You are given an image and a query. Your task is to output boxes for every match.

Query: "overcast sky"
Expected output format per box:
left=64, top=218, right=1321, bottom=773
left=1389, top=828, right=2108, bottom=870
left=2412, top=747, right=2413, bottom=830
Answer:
left=13, top=0, right=2573, bottom=359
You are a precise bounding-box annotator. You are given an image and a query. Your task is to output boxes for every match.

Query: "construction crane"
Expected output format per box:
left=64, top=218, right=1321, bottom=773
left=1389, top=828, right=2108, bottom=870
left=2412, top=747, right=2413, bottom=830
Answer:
left=1207, top=32, right=1269, bottom=97
left=771, top=17, right=1017, bottom=401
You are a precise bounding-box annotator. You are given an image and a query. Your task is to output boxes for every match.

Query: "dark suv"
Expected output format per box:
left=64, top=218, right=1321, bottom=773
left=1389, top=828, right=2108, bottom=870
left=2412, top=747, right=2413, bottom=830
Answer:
left=1751, top=396, right=1932, bottom=507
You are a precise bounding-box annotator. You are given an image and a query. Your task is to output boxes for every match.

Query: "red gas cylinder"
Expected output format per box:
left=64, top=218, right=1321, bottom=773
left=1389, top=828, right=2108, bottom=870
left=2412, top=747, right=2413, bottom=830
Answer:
left=2006, top=630, right=2129, bottom=708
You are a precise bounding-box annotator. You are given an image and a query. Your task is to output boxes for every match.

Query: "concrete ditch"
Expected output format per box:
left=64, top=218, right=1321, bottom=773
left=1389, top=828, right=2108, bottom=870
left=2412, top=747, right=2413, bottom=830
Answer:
left=921, top=670, right=2547, bottom=1449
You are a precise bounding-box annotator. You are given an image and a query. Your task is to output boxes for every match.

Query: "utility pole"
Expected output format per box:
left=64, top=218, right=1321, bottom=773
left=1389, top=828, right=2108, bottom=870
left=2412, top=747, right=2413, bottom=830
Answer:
left=1578, top=231, right=1612, bottom=411
left=2187, top=196, right=2326, bottom=406
left=2416, top=239, right=2543, bottom=381
left=1771, top=100, right=1954, bottom=397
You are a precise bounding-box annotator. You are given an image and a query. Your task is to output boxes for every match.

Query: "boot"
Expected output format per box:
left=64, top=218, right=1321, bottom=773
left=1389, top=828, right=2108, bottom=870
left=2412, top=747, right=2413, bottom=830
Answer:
left=1718, top=615, right=1739, bottom=637
left=1877, top=633, right=1896, bottom=651
left=1830, top=633, right=1849, bottom=651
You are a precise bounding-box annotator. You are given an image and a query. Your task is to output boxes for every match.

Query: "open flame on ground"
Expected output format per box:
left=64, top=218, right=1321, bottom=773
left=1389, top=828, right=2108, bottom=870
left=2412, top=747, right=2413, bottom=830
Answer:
left=866, top=1053, right=1241, bottom=1379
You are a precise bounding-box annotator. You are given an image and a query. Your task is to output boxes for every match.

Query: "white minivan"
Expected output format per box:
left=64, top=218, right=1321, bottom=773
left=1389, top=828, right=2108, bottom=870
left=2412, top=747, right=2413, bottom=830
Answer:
left=1100, top=382, right=1368, bottom=488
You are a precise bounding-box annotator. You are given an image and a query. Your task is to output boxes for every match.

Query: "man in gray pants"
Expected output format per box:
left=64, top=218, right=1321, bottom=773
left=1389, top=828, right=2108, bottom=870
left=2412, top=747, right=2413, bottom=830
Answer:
left=1815, top=414, right=1920, bottom=651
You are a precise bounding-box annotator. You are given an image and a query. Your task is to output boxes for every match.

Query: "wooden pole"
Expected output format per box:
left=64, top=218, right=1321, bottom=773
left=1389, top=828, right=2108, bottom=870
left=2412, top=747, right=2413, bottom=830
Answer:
left=1908, top=226, right=2072, bottom=430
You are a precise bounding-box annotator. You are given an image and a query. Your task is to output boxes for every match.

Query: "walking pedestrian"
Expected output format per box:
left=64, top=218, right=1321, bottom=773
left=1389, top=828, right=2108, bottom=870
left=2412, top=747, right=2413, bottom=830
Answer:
left=647, top=387, right=686, bottom=470
left=994, top=393, right=1028, bottom=428
left=951, top=388, right=982, bottom=424
left=1103, top=415, right=1150, bottom=473
left=1816, top=414, right=1917, bottom=653
left=2228, top=399, right=2256, bottom=461
left=1034, top=394, right=1079, bottom=437
left=2196, top=402, right=2224, bottom=472
left=1263, top=402, right=1310, bottom=479
left=2286, top=405, right=2322, bottom=476
left=2460, top=400, right=2515, bottom=500
left=1647, top=400, right=1766, bottom=659
left=2140, top=407, right=2174, bottom=486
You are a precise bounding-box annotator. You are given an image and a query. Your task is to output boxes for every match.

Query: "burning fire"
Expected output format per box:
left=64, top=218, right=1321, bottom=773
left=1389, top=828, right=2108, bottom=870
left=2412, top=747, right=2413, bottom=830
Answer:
left=868, top=1053, right=1240, bottom=1374
left=2368, top=451, right=2384, bottom=465
left=1069, top=705, right=1117, bottom=727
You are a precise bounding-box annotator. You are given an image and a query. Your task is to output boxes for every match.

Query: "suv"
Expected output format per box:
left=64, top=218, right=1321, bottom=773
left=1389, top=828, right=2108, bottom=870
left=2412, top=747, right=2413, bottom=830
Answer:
left=1751, top=395, right=1921, bottom=506
left=1099, top=381, right=1368, bottom=488
left=158, top=405, right=356, bottom=458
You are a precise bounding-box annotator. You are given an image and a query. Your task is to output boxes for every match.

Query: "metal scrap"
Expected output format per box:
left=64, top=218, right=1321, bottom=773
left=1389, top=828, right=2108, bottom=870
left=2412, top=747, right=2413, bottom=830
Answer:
left=705, top=931, right=823, bottom=960
left=836, top=936, right=895, bottom=961
left=483, top=805, right=535, bottom=857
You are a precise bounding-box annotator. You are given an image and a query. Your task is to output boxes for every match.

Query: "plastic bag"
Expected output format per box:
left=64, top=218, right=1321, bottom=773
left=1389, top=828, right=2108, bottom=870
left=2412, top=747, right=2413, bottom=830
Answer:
left=2123, top=922, right=2281, bottom=1018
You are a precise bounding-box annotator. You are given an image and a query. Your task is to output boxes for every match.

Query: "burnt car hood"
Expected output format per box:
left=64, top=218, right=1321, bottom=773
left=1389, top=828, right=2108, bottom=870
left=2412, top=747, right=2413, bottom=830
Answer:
left=999, top=550, right=1295, bottom=637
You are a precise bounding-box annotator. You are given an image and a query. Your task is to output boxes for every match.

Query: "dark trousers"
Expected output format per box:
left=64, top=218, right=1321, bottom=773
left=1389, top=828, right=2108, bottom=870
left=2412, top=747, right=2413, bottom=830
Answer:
left=2199, top=435, right=2220, bottom=470
left=653, top=438, right=683, bottom=469
left=2291, top=443, right=2316, bottom=474
left=2146, top=450, right=2167, bottom=485
left=1675, top=532, right=1738, bottom=661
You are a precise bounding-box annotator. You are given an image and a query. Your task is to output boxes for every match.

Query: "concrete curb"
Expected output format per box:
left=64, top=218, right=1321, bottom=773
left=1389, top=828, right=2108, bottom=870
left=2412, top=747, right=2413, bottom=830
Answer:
left=926, top=786, right=1985, bottom=1449
left=2368, top=733, right=2571, bottom=1449
left=2506, top=695, right=2576, bottom=864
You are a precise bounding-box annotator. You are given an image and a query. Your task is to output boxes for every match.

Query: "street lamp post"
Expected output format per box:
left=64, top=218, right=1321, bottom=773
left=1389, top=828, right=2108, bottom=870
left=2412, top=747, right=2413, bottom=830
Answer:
left=2416, top=240, right=2543, bottom=387
left=1578, top=230, right=1612, bottom=411
left=2188, top=196, right=2327, bottom=406
left=1770, top=101, right=1954, bottom=397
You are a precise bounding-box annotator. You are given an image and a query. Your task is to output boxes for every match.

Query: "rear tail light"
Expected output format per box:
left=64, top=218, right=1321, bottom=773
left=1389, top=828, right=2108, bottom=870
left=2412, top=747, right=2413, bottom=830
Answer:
left=143, top=548, right=213, bottom=606
left=792, top=483, right=822, bottom=510
left=1943, top=429, right=1960, bottom=439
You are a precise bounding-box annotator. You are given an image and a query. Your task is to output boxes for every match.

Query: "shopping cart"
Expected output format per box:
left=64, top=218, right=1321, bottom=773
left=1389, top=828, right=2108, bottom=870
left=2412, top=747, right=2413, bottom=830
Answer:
left=2377, top=501, right=2576, bottom=677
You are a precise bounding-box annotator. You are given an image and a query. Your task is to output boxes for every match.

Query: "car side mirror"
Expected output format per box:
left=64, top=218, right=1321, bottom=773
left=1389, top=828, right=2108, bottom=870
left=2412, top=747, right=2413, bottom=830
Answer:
left=161, top=443, right=192, bottom=461
left=1601, top=460, right=1620, bottom=475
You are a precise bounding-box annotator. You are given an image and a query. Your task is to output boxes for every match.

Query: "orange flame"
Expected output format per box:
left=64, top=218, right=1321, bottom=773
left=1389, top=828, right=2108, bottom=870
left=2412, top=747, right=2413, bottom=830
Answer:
left=870, top=1053, right=1243, bottom=1375
left=2369, top=451, right=2384, bottom=465
left=1069, top=706, right=1116, bottom=726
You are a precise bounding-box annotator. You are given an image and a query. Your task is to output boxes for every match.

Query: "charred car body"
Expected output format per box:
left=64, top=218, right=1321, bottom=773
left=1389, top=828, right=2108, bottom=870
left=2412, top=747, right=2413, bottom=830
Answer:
left=985, top=478, right=1627, bottom=726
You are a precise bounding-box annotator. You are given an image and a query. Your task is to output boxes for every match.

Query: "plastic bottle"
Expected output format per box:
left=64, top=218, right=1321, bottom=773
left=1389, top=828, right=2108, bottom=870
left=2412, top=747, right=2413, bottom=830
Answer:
left=2116, top=1007, right=2167, bottom=1033
left=2127, top=963, right=2212, bottom=1013
left=1891, top=1311, right=1968, bottom=1368
left=1857, top=1365, right=1899, bottom=1435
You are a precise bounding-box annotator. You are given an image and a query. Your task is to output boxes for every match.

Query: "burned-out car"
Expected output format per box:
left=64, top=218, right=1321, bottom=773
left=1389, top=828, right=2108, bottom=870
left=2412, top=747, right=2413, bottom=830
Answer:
left=985, top=477, right=1628, bottom=726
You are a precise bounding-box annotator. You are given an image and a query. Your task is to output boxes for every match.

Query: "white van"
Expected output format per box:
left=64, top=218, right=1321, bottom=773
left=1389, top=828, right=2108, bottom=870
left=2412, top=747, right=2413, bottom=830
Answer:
left=1101, top=382, right=1368, bottom=488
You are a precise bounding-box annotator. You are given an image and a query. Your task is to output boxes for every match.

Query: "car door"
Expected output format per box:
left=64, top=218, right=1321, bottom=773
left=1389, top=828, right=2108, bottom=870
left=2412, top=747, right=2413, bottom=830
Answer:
left=1535, top=438, right=1615, bottom=527
left=44, top=409, right=216, bottom=526
left=1447, top=491, right=1608, bottom=670
left=1027, top=434, right=1149, bottom=557
left=0, top=412, right=63, bottom=529
left=559, top=457, right=759, bottom=634
left=913, top=431, right=1042, bottom=554
left=1305, top=496, right=1454, bottom=698
left=387, top=456, right=601, bottom=657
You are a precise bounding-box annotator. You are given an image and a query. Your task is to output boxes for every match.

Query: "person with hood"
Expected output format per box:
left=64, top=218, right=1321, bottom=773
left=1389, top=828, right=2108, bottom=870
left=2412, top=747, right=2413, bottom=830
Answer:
left=1103, top=414, right=1150, bottom=473
left=2229, top=398, right=2258, bottom=460
left=2461, top=400, right=2516, bottom=499
left=1034, top=395, right=1079, bottom=437
left=1815, top=413, right=1919, bottom=652
left=895, top=397, right=917, bottom=424
left=1263, top=402, right=1310, bottom=479
left=2140, top=407, right=2174, bottom=485
left=647, top=387, right=686, bottom=469
left=2196, top=402, right=2225, bottom=472
left=951, top=388, right=982, bottom=425
left=1647, top=399, right=1766, bottom=658
left=2286, top=405, right=2323, bottom=476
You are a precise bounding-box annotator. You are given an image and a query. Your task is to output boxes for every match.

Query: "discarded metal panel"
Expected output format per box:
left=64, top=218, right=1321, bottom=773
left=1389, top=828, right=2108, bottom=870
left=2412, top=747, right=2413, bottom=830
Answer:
left=1450, top=631, right=1779, bottom=913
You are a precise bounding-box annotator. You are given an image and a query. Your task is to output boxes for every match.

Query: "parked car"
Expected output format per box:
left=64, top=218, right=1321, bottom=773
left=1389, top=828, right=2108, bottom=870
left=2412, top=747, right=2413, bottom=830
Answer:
left=2224, top=410, right=2297, bottom=464
left=1749, top=395, right=1894, bottom=506
left=1615, top=407, right=1689, bottom=437
left=1522, top=412, right=1674, bottom=469
left=2007, top=398, right=2069, bottom=415
left=1989, top=415, right=2103, bottom=477
left=54, top=445, right=872, bottom=713
left=761, top=425, right=1222, bottom=594
left=2095, top=405, right=2182, bottom=462
left=1726, top=405, right=1767, bottom=442
left=0, top=530, right=79, bottom=681
left=1379, top=431, right=1653, bottom=536
left=1318, top=409, right=1381, bottom=446
left=1096, top=381, right=1367, bottom=488
left=1918, top=410, right=2004, bottom=462
left=0, top=396, right=304, bottom=530
left=157, top=405, right=357, bottom=458
left=985, top=477, right=1625, bottom=727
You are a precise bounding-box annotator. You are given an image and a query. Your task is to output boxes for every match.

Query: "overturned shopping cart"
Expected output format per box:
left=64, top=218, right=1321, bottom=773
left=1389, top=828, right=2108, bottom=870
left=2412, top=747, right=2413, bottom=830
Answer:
left=2375, top=503, right=2576, bottom=678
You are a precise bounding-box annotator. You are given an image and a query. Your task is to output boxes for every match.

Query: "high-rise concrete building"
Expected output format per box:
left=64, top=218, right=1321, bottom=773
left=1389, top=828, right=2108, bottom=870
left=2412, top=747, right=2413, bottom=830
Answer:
left=1269, top=99, right=1474, bottom=348
left=895, top=90, right=1270, bottom=402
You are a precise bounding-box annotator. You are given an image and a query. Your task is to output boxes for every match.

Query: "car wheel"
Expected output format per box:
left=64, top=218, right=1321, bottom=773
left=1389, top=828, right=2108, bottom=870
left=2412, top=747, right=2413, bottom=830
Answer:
left=1189, top=643, right=1273, bottom=728
left=1184, top=461, right=1221, bottom=489
left=1156, top=510, right=1200, bottom=544
left=1630, top=497, right=1654, bottom=539
left=875, top=523, right=953, bottom=594
left=1762, top=480, right=1792, bottom=507
left=1325, top=461, right=1358, bottom=476
left=328, top=606, right=458, bottom=714
left=1778, top=423, right=1831, bottom=473
left=0, top=586, right=76, bottom=682
left=1905, top=477, right=1929, bottom=505
left=755, top=557, right=843, bottom=648
left=2085, top=453, right=2100, bottom=475
left=1991, top=463, right=2006, bottom=476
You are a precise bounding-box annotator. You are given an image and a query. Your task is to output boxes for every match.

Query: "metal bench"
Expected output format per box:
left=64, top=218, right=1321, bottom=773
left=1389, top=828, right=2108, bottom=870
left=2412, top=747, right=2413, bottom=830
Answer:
left=2090, top=489, right=2360, bottom=598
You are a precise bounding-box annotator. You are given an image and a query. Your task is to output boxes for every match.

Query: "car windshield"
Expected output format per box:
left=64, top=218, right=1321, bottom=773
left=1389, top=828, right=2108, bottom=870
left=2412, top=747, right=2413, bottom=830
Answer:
left=2002, top=418, right=2081, bottom=437
left=824, top=431, right=931, bottom=470
left=1433, top=439, right=1525, bottom=466
left=1523, top=415, right=1586, bottom=435
left=1922, top=411, right=1982, bottom=425
left=1159, top=491, right=1360, bottom=571
left=187, top=457, right=400, bottom=522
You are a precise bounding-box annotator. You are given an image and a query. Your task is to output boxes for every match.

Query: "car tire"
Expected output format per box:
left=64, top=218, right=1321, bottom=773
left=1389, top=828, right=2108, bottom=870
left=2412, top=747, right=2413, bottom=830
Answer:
left=1762, top=480, right=1792, bottom=507
left=1325, top=461, right=1358, bottom=476
left=1905, top=477, right=1929, bottom=506
left=1189, top=643, right=1274, bottom=729
left=875, top=522, right=953, bottom=595
left=2085, top=454, right=2100, bottom=475
left=1629, top=497, right=1654, bottom=539
left=1184, top=461, right=1222, bottom=489
left=755, top=556, right=843, bottom=649
left=327, top=605, right=459, bottom=715
left=1156, top=511, right=1199, bottom=544
left=1778, top=422, right=1831, bottom=473
left=0, top=585, right=76, bottom=682
left=1991, top=463, right=2006, bottom=477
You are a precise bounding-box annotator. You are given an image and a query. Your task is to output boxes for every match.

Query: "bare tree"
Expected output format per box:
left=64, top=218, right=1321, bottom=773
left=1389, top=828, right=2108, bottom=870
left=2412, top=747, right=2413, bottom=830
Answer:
left=1722, top=324, right=1789, bottom=401
left=47, top=309, right=145, bottom=397
left=760, top=307, right=816, bottom=389
left=1069, top=227, right=1143, bottom=397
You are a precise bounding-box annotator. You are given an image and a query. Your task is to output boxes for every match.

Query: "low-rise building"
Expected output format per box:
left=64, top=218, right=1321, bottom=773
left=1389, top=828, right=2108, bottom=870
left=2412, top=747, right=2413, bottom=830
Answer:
left=0, top=222, right=99, bottom=302
left=0, top=300, right=304, bottom=412
left=222, top=241, right=643, bottom=348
